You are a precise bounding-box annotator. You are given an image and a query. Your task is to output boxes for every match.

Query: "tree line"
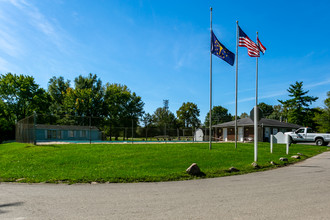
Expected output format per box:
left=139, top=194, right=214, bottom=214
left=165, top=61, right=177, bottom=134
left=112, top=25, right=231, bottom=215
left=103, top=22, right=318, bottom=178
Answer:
left=0, top=73, right=329, bottom=142
left=200, top=81, right=329, bottom=133
left=239, top=82, right=330, bottom=133
left=0, top=73, right=201, bottom=142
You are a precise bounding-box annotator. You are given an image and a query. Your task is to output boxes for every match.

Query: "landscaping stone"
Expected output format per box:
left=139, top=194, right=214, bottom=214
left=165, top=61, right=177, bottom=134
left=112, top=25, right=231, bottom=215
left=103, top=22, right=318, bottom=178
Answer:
left=297, top=152, right=303, bottom=156
left=16, top=178, right=26, bottom=182
left=186, top=163, right=201, bottom=175
left=91, top=182, right=98, bottom=184
left=229, top=167, right=240, bottom=172
left=291, top=155, right=301, bottom=159
left=279, top=157, right=288, bottom=161
left=251, top=162, right=259, bottom=168
left=270, top=161, right=277, bottom=165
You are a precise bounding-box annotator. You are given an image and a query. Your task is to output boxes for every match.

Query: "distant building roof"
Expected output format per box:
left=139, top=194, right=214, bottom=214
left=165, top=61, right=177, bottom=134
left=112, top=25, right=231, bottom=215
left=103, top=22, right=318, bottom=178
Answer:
left=213, top=117, right=301, bottom=129
left=36, top=124, right=99, bottom=131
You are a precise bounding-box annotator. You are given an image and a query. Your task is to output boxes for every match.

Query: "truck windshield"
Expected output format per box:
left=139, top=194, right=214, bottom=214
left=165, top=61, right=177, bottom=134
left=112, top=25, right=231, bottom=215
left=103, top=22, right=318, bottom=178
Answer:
left=297, top=129, right=305, bottom=133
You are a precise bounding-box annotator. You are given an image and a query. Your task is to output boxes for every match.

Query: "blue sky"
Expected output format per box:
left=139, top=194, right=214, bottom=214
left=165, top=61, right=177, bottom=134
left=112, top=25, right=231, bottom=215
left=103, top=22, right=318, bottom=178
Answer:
left=0, top=0, right=329, bottom=123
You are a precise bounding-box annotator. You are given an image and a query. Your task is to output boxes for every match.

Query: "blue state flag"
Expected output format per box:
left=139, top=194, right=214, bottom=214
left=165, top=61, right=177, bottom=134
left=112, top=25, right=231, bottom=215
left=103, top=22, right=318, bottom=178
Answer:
left=211, top=31, right=235, bottom=66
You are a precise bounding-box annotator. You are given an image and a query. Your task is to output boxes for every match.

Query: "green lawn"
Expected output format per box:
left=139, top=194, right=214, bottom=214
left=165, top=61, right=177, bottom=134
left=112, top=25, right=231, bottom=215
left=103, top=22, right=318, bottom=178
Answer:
left=0, top=142, right=328, bottom=183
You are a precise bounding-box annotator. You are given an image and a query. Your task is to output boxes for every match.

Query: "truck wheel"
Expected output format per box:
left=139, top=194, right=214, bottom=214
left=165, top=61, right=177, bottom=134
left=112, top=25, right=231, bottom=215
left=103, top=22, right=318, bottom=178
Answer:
left=315, top=138, right=324, bottom=146
left=289, top=137, right=296, bottom=144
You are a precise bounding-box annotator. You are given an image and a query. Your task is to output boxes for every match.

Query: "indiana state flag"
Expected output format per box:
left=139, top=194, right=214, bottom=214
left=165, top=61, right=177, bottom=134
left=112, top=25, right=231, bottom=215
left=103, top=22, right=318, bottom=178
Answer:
left=211, top=31, right=235, bottom=66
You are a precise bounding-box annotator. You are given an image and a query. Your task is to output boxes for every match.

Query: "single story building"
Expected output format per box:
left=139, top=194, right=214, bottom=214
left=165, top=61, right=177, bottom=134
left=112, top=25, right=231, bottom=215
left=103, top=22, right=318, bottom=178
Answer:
left=35, top=124, right=102, bottom=142
left=213, top=118, right=301, bottom=142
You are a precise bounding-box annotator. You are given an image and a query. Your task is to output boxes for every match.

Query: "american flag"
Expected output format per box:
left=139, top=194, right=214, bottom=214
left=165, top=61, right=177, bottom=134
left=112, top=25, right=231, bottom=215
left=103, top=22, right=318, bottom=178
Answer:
left=257, top=36, right=266, bottom=54
left=238, top=26, right=259, bottom=57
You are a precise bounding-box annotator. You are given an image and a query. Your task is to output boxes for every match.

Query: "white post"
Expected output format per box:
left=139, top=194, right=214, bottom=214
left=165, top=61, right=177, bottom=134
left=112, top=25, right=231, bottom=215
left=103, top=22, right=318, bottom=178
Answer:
left=270, top=134, right=273, bottom=153
left=254, top=106, right=258, bottom=161
left=209, top=7, right=213, bottom=150
left=286, top=134, right=289, bottom=155
left=235, top=21, right=239, bottom=149
left=254, top=32, right=259, bottom=162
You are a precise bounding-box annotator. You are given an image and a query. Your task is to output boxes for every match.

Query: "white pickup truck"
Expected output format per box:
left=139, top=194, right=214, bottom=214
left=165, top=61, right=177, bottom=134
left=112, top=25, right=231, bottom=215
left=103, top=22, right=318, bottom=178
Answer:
left=286, top=127, right=330, bottom=146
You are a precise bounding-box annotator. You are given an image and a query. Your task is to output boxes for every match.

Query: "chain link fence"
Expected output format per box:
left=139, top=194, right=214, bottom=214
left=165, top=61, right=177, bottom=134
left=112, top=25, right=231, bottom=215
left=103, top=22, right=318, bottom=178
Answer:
left=16, top=114, right=214, bottom=144
left=16, top=114, right=35, bottom=144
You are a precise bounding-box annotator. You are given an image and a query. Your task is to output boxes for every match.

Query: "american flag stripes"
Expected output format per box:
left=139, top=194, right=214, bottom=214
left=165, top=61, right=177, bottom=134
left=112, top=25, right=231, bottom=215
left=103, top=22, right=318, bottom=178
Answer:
left=238, top=26, right=260, bottom=57
left=257, top=36, right=266, bottom=54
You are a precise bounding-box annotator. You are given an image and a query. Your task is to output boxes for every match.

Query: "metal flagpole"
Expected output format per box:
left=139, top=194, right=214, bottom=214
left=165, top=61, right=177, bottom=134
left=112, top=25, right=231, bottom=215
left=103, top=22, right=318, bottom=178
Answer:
left=209, top=7, right=213, bottom=150
left=235, top=21, right=239, bottom=149
left=254, top=31, right=259, bottom=162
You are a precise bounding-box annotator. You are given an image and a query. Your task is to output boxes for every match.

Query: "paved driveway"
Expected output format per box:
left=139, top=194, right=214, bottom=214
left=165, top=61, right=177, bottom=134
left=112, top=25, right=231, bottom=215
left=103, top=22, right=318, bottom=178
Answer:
left=1, top=151, right=330, bottom=219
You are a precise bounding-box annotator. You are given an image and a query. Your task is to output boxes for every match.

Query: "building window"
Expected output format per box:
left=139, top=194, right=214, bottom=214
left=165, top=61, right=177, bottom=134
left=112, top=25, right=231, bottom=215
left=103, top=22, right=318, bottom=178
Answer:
left=47, top=130, right=58, bottom=139
left=81, top=130, right=86, bottom=137
left=57, top=131, right=62, bottom=139
left=68, top=130, right=74, bottom=137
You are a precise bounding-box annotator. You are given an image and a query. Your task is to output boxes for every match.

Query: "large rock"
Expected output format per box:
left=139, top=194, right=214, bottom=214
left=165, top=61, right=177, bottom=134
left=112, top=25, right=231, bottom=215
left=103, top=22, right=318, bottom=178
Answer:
left=270, top=161, right=277, bottom=165
left=186, top=163, right=201, bottom=175
left=291, top=155, right=301, bottom=159
left=279, top=157, right=288, bottom=161
left=251, top=162, right=260, bottom=168
left=16, top=178, right=26, bottom=182
left=229, top=167, right=240, bottom=172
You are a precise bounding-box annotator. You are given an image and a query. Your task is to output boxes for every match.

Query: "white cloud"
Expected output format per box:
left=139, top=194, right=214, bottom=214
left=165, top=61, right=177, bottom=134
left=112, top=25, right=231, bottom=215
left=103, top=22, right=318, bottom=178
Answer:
left=305, top=79, right=330, bottom=89
left=7, top=0, right=28, bottom=8
left=0, top=29, right=21, bottom=56
left=0, top=56, right=12, bottom=71
left=226, top=90, right=287, bottom=105
left=1, top=0, right=75, bottom=55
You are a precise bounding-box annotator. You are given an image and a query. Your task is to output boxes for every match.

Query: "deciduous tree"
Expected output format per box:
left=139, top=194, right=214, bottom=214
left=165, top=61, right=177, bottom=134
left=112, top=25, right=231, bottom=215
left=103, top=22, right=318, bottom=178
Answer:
left=48, top=76, right=70, bottom=115
left=204, top=106, right=232, bottom=126
left=0, top=73, right=50, bottom=120
left=268, top=104, right=287, bottom=121
left=152, top=107, right=177, bottom=129
left=257, top=102, right=274, bottom=118
left=176, top=102, right=200, bottom=128
left=104, top=83, right=144, bottom=139
left=240, top=112, right=249, bottom=118
left=314, top=91, right=330, bottom=132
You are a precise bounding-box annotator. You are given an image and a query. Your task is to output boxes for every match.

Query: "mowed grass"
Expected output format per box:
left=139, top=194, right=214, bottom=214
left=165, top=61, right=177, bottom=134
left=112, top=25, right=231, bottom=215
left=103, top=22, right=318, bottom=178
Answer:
left=0, top=142, right=328, bottom=184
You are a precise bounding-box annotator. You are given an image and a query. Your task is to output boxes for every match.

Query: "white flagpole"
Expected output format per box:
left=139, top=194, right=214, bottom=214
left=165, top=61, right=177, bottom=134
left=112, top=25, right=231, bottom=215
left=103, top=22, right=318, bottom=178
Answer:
left=235, top=21, right=239, bottom=149
left=209, top=7, right=213, bottom=150
left=254, top=31, right=259, bottom=162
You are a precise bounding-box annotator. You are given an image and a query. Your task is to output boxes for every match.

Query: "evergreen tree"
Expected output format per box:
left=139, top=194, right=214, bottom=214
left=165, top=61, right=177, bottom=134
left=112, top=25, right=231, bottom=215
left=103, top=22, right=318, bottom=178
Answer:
left=278, top=81, right=318, bottom=126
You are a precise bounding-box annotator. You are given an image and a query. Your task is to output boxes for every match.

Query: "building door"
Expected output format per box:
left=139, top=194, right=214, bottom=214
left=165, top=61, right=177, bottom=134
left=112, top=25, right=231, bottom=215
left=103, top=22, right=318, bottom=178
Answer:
left=264, top=127, right=271, bottom=142
left=223, top=128, right=227, bottom=141
left=238, top=127, right=243, bottom=142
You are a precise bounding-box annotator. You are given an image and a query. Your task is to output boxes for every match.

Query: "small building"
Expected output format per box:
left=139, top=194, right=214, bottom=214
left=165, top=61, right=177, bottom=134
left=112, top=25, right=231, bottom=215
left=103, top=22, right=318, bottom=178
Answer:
left=213, top=118, right=300, bottom=142
left=35, top=124, right=102, bottom=142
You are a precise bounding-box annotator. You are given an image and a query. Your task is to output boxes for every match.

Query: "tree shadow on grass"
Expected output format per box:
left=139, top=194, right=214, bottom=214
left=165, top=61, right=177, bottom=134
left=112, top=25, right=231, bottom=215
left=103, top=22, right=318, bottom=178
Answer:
left=25, top=144, right=61, bottom=148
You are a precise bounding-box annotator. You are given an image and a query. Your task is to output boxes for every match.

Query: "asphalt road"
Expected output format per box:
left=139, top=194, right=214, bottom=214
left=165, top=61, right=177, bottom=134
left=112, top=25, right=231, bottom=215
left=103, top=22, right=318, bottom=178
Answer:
left=1, top=151, right=330, bottom=220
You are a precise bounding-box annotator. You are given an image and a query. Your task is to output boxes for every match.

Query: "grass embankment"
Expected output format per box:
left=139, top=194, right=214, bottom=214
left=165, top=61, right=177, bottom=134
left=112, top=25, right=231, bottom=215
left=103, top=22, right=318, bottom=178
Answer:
left=0, top=142, right=328, bottom=184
